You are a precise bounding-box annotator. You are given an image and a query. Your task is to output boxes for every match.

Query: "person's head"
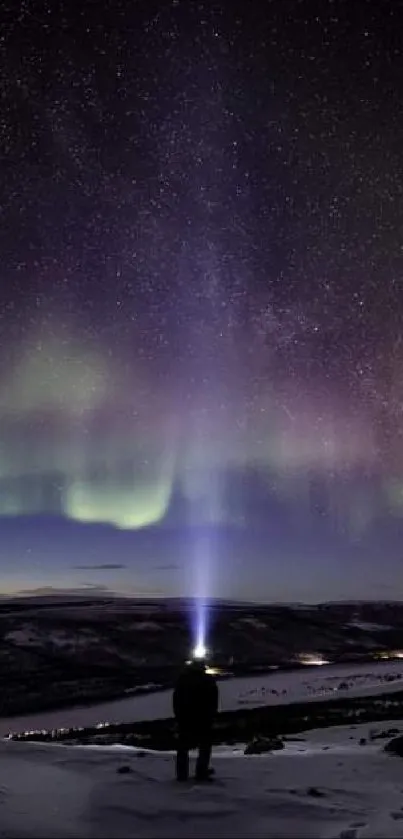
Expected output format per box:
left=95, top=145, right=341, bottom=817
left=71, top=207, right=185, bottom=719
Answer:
left=187, top=657, right=207, bottom=674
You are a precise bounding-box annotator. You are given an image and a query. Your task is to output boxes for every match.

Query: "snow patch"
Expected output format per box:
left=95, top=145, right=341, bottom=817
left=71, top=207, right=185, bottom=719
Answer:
left=3, top=721, right=403, bottom=837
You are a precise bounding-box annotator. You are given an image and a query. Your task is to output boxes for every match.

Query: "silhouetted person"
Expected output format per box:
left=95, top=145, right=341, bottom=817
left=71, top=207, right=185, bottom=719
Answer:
left=173, top=658, right=219, bottom=782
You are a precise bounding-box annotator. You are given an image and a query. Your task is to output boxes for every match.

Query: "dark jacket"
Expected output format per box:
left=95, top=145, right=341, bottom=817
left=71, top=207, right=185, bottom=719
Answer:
left=173, top=663, right=219, bottom=728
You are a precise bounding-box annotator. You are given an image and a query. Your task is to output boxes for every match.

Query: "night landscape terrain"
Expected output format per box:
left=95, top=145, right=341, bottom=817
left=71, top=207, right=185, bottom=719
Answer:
left=2, top=0, right=403, bottom=834
left=2, top=595, right=403, bottom=718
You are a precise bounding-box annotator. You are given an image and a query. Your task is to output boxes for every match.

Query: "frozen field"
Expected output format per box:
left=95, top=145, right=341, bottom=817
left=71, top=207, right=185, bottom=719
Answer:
left=3, top=719, right=403, bottom=837
left=2, top=659, right=403, bottom=737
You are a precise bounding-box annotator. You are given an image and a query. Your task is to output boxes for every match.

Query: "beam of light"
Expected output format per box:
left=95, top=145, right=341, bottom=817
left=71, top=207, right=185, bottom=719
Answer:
left=181, top=398, right=227, bottom=658
left=194, top=593, right=209, bottom=660
left=188, top=542, right=211, bottom=661
left=185, top=471, right=222, bottom=659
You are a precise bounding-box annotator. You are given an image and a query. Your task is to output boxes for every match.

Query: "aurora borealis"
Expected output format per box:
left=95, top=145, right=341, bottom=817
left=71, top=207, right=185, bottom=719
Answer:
left=1, top=1, right=403, bottom=601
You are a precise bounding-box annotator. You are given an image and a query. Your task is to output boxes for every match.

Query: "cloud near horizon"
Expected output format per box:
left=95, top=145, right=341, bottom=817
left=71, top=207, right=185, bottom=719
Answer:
left=10, top=582, right=169, bottom=599
left=14, top=585, right=112, bottom=598
left=72, top=563, right=126, bottom=571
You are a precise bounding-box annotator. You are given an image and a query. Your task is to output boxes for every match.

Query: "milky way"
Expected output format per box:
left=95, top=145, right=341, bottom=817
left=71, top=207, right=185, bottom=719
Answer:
left=0, top=1, right=403, bottom=601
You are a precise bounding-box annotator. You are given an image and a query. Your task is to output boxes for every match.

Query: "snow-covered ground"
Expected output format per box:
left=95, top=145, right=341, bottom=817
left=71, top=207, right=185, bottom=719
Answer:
left=2, top=720, right=403, bottom=837
left=3, top=660, right=403, bottom=738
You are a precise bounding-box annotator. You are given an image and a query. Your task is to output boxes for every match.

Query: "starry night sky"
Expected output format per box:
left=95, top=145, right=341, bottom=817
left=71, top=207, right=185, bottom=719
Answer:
left=1, top=0, right=403, bottom=602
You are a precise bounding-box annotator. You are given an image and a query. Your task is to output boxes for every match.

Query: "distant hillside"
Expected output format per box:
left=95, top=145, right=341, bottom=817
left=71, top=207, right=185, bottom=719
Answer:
left=1, top=597, right=403, bottom=717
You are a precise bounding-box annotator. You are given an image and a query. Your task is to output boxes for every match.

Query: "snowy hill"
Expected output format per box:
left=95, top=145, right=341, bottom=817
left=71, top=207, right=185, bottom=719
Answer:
left=3, top=721, right=403, bottom=837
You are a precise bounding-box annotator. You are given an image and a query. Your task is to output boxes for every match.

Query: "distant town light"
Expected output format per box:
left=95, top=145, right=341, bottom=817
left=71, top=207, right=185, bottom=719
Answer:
left=377, top=650, right=403, bottom=660
left=298, top=653, right=330, bottom=666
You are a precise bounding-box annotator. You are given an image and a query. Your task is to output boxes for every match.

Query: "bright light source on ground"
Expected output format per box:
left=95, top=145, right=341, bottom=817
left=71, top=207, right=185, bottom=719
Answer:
left=298, top=653, right=330, bottom=666
left=193, top=643, right=207, bottom=660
